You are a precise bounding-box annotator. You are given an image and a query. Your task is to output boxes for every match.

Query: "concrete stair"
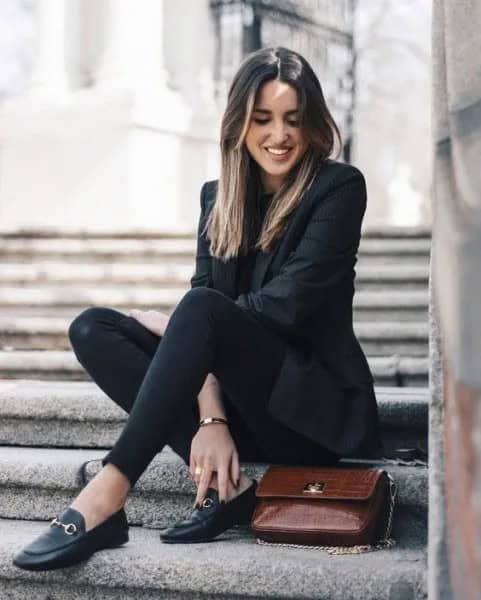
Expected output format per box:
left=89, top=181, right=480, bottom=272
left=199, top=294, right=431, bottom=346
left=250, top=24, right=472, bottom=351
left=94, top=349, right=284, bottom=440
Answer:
left=0, top=379, right=428, bottom=457
left=0, top=262, right=429, bottom=290
left=0, top=317, right=429, bottom=355
left=0, top=286, right=429, bottom=322
left=0, top=512, right=426, bottom=599
left=0, top=226, right=430, bottom=598
left=0, top=445, right=427, bottom=525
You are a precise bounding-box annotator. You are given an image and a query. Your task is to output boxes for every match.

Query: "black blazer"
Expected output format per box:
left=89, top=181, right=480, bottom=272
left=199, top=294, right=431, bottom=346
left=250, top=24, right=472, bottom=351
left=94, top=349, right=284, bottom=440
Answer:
left=190, top=159, right=383, bottom=457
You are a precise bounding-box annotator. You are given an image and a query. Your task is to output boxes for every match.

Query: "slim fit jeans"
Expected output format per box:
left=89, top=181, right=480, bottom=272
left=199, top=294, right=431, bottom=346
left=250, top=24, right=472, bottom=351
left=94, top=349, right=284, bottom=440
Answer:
left=68, top=287, right=341, bottom=488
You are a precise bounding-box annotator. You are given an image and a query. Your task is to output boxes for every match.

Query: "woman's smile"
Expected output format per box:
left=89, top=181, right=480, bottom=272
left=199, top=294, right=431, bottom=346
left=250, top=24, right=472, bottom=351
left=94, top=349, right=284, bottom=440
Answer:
left=264, top=146, right=294, bottom=161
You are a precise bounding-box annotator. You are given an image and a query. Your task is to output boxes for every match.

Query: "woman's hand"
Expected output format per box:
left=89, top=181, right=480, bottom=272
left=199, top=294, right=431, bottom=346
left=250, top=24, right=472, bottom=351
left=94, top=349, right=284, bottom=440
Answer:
left=190, top=424, right=240, bottom=505
left=128, top=309, right=170, bottom=337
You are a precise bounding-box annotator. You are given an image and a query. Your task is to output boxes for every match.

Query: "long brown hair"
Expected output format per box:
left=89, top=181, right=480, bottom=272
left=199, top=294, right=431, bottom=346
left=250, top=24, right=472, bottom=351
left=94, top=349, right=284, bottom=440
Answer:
left=205, top=46, right=342, bottom=262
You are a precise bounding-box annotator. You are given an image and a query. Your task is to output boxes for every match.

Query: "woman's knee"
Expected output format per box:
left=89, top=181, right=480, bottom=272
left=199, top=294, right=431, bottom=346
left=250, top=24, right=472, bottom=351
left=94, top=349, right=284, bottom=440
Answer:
left=68, top=306, right=122, bottom=350
left=176, top=286, right=230, bottom=316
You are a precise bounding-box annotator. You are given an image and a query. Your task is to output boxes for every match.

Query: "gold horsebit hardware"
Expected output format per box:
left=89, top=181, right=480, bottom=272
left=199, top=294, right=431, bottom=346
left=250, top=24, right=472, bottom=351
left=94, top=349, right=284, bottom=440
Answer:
left=303, top=482, right=326, bottom=493
left=50, top=517, right=78, bottom=535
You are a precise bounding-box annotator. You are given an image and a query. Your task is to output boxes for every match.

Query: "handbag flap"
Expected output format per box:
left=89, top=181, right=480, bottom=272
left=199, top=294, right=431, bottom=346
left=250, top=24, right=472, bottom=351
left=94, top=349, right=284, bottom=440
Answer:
left=256, top=465, right=383, bottom=501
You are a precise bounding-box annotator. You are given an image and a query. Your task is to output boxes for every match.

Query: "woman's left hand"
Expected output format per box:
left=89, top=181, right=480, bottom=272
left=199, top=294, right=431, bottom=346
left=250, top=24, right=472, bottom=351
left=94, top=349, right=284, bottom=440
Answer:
left=128, top=309, right=170, bottom=337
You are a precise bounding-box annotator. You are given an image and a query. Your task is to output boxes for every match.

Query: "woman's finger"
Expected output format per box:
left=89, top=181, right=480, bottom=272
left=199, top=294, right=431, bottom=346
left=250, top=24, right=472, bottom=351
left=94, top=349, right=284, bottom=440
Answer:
left=195, top=464, right=214, bottom=506
left=217, top=460, right=230, bottom=503
left=190, top=456, right=202, bottom=487
left=230, top=450, right=240, bottom=488
left=189, top=452, right=196, bottom=481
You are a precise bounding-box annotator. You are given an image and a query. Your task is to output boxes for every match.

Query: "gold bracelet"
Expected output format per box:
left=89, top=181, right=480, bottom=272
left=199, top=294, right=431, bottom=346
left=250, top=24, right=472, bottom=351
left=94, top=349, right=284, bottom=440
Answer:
left=199, top=417, right=228, bottom=427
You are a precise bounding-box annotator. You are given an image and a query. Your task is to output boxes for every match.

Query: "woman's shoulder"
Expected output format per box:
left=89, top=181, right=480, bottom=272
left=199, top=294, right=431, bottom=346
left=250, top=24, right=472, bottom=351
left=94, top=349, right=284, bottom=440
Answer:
left=307, top=159, right=367, bottom=213
left=201, top=179, right=219, bottom=199
left=315, top=159, right=366, bottom=187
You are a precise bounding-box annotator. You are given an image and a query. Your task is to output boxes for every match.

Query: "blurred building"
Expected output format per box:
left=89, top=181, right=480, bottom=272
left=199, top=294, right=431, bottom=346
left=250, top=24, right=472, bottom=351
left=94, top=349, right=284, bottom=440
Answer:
left=0, top=0, right=430, bottom=232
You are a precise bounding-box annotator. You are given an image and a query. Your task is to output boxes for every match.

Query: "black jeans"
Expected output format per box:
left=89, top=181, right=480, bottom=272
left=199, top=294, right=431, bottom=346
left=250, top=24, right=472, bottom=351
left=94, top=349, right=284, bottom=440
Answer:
left=68, top=287, right=341, bottom=488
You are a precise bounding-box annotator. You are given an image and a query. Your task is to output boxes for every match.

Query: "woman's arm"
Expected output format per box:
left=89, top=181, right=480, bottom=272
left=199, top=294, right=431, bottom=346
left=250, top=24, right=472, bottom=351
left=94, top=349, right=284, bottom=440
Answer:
left=191, top=182, right=224, bottom=420
left=190, top=182, right=214, bottom=290
left=197, top=372, right=226, bottom=419
left=235, top=170, right=367, bottom=336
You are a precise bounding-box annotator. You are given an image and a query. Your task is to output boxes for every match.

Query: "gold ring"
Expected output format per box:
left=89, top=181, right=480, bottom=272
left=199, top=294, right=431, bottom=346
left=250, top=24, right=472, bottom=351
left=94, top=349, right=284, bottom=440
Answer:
left=194, top=466, right=203, bottom=476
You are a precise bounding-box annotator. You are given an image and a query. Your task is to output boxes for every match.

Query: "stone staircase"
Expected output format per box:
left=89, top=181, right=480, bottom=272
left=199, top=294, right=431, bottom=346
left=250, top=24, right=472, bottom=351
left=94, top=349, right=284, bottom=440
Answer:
left=0, top=226, right=430, bottom=599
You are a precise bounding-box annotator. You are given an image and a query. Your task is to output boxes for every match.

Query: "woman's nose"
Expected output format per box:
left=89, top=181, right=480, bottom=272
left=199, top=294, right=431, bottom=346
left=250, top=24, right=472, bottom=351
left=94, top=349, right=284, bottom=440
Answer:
left=268, top=124, right=289, bottom=144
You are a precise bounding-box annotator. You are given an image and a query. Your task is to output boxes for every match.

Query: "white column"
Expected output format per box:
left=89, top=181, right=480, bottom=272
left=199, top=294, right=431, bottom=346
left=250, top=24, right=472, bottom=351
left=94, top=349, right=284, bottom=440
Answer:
left=28, top=0, right=69, bottom=97
left=92, top=0, right=132, bottom=90
left=94, top=0, right=191, bottom=131
left=163, top=0, right=220, bottom=137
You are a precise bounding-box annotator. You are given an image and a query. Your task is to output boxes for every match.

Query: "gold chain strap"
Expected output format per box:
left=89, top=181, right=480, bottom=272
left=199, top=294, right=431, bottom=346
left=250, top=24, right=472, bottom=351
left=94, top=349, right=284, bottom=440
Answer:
left=255, top=472, right=398, bottom=555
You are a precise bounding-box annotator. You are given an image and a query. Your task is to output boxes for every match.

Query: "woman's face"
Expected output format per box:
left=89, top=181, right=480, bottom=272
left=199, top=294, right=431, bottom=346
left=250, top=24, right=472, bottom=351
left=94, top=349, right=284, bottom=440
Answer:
left=244, top=79, right=308, bottom=193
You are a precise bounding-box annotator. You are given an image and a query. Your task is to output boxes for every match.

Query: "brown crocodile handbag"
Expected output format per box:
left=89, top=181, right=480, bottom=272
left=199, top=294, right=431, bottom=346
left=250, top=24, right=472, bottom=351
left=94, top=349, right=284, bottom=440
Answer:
left=251, top=465, right=397, bottom=554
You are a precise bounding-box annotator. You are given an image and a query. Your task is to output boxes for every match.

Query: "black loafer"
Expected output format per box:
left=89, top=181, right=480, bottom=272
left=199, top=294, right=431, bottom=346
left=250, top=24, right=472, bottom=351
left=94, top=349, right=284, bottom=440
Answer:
left=159, top=479, right=258, bottom=543
left=12, top=506, right=129, bottom=571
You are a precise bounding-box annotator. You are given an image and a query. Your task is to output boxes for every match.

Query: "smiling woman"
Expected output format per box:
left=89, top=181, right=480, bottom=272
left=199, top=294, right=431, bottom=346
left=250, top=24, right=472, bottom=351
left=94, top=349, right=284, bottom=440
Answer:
left=13, top=47, right=378, bottom=571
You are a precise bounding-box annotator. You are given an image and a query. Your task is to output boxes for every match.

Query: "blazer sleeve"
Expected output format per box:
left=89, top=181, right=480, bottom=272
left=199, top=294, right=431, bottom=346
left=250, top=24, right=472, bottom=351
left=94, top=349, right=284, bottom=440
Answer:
left=234, top=170, right=367, bottom=337
left=190, top=182, right=214, bottom=289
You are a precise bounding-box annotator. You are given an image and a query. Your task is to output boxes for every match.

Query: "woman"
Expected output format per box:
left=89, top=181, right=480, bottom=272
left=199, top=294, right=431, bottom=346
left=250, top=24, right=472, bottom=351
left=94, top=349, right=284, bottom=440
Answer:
left=13, top=46, right=382, bottom=571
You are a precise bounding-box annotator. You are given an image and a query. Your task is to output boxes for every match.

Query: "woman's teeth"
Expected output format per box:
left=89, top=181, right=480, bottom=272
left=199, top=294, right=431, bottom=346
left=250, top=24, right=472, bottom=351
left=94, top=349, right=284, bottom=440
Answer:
left=266, top=147, right=291, bottom=155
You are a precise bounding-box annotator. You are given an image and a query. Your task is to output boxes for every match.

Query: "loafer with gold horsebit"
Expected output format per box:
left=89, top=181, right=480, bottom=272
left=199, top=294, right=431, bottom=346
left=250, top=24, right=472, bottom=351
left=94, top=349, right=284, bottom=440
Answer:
left=12, top=506, right=129, bottom=571
left=159, top=478, right=258, bottom=543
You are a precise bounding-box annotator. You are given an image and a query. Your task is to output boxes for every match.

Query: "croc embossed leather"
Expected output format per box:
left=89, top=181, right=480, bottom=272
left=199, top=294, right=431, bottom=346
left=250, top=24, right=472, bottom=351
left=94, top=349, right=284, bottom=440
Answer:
left=12, top=506, right=129, bottom=571
left=159, top=479, right=257, bottom=543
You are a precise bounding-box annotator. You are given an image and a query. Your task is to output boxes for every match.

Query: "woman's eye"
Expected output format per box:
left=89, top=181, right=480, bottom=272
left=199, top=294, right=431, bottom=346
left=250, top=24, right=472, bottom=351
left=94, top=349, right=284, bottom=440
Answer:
left=253, top=119, right=299, bottom=127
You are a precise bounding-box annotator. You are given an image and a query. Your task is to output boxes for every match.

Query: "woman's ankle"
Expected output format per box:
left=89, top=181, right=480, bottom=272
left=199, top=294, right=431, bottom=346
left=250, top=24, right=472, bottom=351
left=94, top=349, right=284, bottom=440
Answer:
left=71, top=465, right=130, bottom=530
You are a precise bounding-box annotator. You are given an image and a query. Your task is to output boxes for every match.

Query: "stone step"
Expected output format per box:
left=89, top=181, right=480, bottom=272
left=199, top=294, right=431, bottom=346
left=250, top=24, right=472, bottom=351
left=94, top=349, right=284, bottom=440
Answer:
left=0, top=285, right=429, bottom=317
left=0, top=350, right=430, bottom=386
left=0, top=224, right=432, bottom=238
left=0, top=511, right=426, bottom=599
left=0, top=308, right=428, bottom=326
left=0, top=261, right=429, bottom=290
left=0, top=317, right=429, bottom=356
left=1, top=254, right=430, bottom=269
left=0, top=446, right=427, bottom=528
left=0, top=380, right=428, bottom=456
left=0, top=236, right=431, bottom=263
left=0, top=304, right=429, bottom=322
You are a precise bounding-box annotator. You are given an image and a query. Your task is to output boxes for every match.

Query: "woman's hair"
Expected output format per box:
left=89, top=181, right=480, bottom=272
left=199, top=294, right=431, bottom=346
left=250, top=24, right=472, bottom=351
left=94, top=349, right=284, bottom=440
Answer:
left=205, top=46, right=342, bottom=261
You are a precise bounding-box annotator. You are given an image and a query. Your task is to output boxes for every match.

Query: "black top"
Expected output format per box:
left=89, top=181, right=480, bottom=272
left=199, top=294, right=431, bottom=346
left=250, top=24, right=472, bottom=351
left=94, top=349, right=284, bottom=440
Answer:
left=236, top=191, right=273, bottom=296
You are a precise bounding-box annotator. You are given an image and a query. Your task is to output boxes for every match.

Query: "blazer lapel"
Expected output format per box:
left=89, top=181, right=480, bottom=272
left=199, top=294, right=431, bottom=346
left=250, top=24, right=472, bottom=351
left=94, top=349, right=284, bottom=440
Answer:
left=250, top=247, right=277, bottom=290
left=212, top=257, right=237, bottom=299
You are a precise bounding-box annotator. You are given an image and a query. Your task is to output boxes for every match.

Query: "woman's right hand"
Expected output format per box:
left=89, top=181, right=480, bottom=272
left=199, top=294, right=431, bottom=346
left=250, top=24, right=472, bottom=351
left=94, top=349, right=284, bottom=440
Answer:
left=127, top=309, right=169, bottom=337
left=189, top=423, right=240, bottom=505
